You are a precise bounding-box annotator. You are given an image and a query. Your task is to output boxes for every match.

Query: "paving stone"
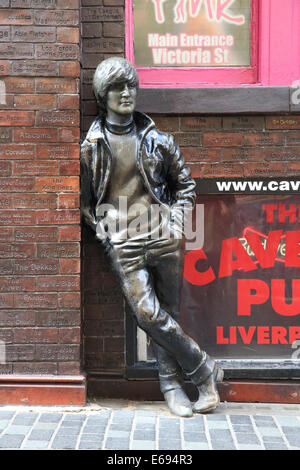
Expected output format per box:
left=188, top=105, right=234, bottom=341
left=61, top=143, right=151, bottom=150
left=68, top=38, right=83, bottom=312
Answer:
left=262, top=436, right=286, bottom=444
left=281, top=426, right=300, bottom=435
left=82, top=425, right=107, bottom=433
left=206, top=421, right=229, bottom=429
left=183, top=442, right=210, bottom=450
left=257, top=427, right=282, bottom=437
left=264, top=443, right=288, bottom=450
left=133, top=431, right=156, bottom=440
left=159, top=439, right=182, bottom=450
left=209, top=429, right=232, bottom=440
left=109, top=423, right=132, bottom=431
left=235, top=433, right=261, bottom=445
left=3, top=425, right=30, bottom=435
left=206, top=414, right=227, bottom=421
left=211, top=441, right=236, bottom=450
left=0, top=435, right=24, bottom=449
left=105, top=438, right=130, bottom=450
left=230, top=415, right=252, bottom=425
left=51, top=437, right=78, bottom=450
left=253, top=416, right=276, bottom=426
left=38, top=413, right=63, bottom=423
left=237, top=444, right=264, bottom=450
left=159, top=428, right=181, bottom=439
left=55, top=428, right=81, bottom=437
left=78, top=441, right=103, bottom=449
left=274, top=417, right=300, bottom=427
left=283, top=435, right=300, bottom=447
left=0, top=411, right=14, bottom=420
left=107, top=430, right=131, bottom=438
left=0, top=421, right=8, bottom=431
left=62, top=414, right=86, bottom=421
left=80, top=433, right=104, bottom=441
left=183, top=432, right=207, bottom=443
left=28, top=429, right=54, bottom=441
left=32, top=423, right=57, bottom=430
left=159, top=417, right=180, bottom=427
left=131, top=440, right=156, bottom=450
left=23, top=441, right=50, bottom=450
left=232, top=424, right=255, bottom=433
left=13, top=414, right=38, bottom=426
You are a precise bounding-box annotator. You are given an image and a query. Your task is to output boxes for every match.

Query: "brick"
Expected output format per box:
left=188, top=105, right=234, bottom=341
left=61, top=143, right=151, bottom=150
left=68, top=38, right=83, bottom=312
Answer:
left=58, top=292, right=81, bottom=308
left=14, top=94, right=56, bottom=110
left=58, top=94, right=79, bottom=110
left=35, top=344, right=80, bottom=361
left=0, top=61, right=11, bottom=75
left=103, top=22, right=124, bottom=37
left=36, top=275, right=80, bottom=293
left=174, top=133, right=201, bottom=147
left=223, top=116, right=265, bottom=130
left=13, top=362, right=57, bottom=375
left=7, top=344, right=35, bottom=361
left=221, top=148, right=262, bottom=162
left=12, top=26, right=56, bottom=42
left=0, top=10, right=33, bottom=25
left=37, top=242, right=80, bottom=259
left=59, top=61, right=80, bottom=77
left=10, top=0, right=55, bottom=7
left=0, top=27, right=10, bottom=41
left=4, top=78, right=34, bottom=93
left=203, top=132, right=244, bottom=147
left=11, top=60, right=57, bottom=76
left=0, top=310, right=35, bottom=326
left=189, top=164, right=201, bottom=178
left=151, top=116, right=179, bottom=132
left=13, top=259, right=58, bottom=275
left=13, top=160, right=58, bottom=176
left=104, top=337, right=124, bottom=352
left=244, top=132, right=284, bottom=146
left=35, top=44, right=79, bottom=60
left=36, top=78, right=77, bottom=94
left=37, top=143, right=79, bottom=160
left=13, top=193, right=57, bottom=209
left=0, top=144, right=34, bottom=160
left=14, top=227, right=58, bottom=243
left=36, top=110, right=80, bottom=127
left=82, top=22, right=102, bottom=38
left=266, top=116, right=300, bottom=129
left=0, top=95, right=14, bottom=110
left=34, top=10, right=79, bottom=26
left=286, top=162, right=300, bottom=176
left=82, top=37, right=123, bottom=53
left=181, top=116, right=222, bottom=131
left=0, top=43, right=34, bottom=59
left=244, top=162, right=285, bottom=177
left=202, top=163, right=244, bottom=177
left=0, top=161, right=11, bottom=177
left=57, top=27, right=79, bottom=44
left=58, top=194, right=80, bottom=209
left=0, top=276, right=35, bottom=293
left=58, top=127, right=80, bottom=143
left=58, top=362, right=80, bottom=375
left=0, top=195, right=13, bottom=210
left=103, top=0, right=124, bottom=4
left=14, top=128, right=58, bottom=143
left=0, top=128, right=12, bottom=143
left=81, top=7, right=123, bottom=22
left=59, top=160, right=80, bottom=175
left=14, top=328, right=58, bottom=343
left=0, top=260, right=13, bottom=275
left=0, top=294, right=14, bottom=308
left=0, top=227, right=14, bottom=241
left=285, top=131, right=300, bottom=146
left=59, top=226, right=81, bottom=241
left=56, top=0, right=79, bottom=7
left=0, top=178, right=34, bottom=193
left=0, top=111, right=34, bottom=127
left=36, top=209, right=80, bottom=225
left=14, top=293, right=58, bottom=309
left=36, top=176, right=79, bottom=193
left=0, top=243, right=35, bottom=259
left=59, top=258, right=80, bottom=274
left=59, top=327, right=80, bottom=344
left=81, top=53, right=107, bottom=69
left=36, top=310, right=80, bottom=327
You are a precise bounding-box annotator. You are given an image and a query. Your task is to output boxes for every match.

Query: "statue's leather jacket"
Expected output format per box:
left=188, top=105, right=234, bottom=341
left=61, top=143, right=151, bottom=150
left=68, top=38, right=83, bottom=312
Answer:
left=80, top=110, right=196, bottom=232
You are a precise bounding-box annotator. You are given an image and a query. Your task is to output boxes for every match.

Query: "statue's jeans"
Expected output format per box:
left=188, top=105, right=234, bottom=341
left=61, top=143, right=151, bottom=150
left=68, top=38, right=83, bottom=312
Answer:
left=101, top=235, right=213, bottom=392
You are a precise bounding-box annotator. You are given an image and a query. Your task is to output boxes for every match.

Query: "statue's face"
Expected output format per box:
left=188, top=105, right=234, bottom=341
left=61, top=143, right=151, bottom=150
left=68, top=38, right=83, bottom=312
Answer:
left=106, top=81, right=137, bottom=116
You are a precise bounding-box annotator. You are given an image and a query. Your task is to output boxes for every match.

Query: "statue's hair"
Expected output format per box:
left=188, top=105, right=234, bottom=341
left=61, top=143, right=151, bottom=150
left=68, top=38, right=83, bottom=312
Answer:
left=93, top=57, right=139, bottom=114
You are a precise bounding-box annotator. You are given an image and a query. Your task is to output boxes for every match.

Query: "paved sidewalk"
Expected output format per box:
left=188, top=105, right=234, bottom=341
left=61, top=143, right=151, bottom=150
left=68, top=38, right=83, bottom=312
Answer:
left=0, top=400, right=300, bottom=450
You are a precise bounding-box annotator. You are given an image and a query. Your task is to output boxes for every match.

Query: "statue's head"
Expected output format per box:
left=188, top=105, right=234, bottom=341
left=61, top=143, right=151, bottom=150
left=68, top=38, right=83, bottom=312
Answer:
left=93, top=57, right=139, bottom=116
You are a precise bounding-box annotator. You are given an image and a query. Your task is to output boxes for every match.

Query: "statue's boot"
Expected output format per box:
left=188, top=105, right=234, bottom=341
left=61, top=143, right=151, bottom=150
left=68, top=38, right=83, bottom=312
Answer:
left=192, top=363, right=224, bottom=414
left=164, top=387, right=193, bottom=418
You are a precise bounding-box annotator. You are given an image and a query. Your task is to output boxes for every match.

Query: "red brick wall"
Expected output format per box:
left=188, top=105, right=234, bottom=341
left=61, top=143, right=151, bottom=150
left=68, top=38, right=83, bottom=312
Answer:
left=0, top=0, right=81, bottom=376
left=80, top=1, right=300, bottom=384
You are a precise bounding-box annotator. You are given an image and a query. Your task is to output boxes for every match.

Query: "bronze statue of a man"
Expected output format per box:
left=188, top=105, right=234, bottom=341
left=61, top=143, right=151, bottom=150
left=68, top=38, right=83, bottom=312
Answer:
left=81, top=57, right=223, bottom=417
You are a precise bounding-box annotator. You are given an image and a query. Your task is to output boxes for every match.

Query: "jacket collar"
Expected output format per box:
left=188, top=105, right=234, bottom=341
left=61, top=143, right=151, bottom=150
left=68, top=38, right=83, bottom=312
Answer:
left=86, top=111, right=155, bottom=143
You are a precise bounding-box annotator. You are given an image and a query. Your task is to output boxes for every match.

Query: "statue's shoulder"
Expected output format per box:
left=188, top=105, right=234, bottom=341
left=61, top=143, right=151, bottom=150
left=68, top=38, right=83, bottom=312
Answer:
left=84, top=116, right=104, bottom=144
